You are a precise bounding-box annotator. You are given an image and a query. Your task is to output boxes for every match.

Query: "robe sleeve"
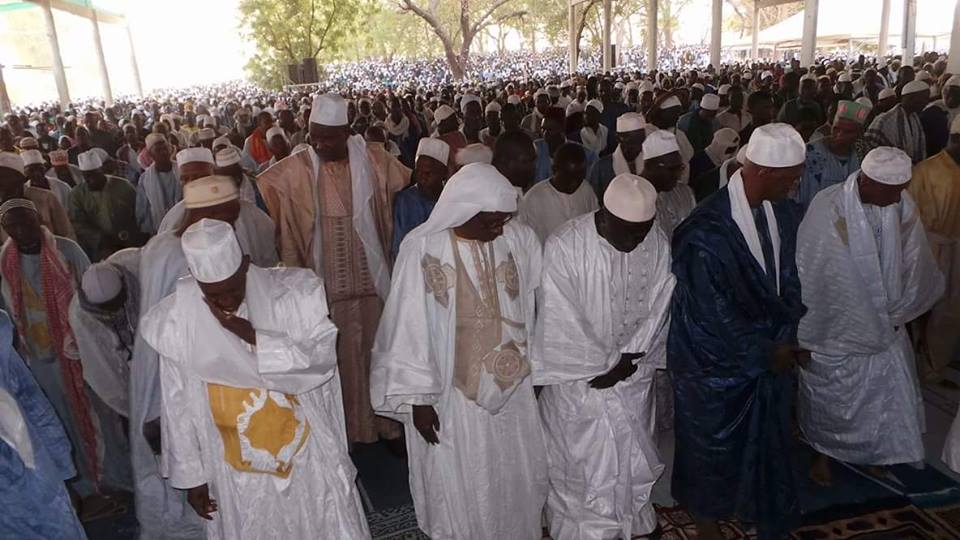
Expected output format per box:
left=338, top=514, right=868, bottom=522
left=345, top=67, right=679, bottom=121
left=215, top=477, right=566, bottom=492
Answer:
left=47, top=197, right=76, bottom=242
left=255, top=269, right=339, bottom=392
left=135, top=183, right=154, bottom=235
left=370, top=237, right=443, bottom=414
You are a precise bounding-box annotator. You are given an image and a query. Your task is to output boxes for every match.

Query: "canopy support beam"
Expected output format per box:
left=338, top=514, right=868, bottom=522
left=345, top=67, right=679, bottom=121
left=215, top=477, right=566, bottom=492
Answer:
left=902, top=0, right=917, bottom=64
left=878, top=0, right=892, bottom=56
left=710, top=0, right=722, bottom=68
left=751, top=1, right=760, bottom=60
left=647, top=0, right=658, bottom=71
left=602, top=0, right=612, bottom=71
left=39, top=0, right=70, bottom=108
left=950, top=0, right=960, bottom=73
left=90, top=8, right=113, bottom=107
left=800, top=0, right=818, bottom=67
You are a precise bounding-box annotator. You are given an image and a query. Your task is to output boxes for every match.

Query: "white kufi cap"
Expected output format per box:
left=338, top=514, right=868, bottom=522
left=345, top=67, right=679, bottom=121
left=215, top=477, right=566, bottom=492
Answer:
left=183, top=175, right=239, bottom=209
left=616, top=112, right=645, bottom=133
left=902, top=80, right=929, bottom=95
left=310, top=93, right=348, bottom=126
left=0, top=152, right=24, bottom=175
left=434, top=105, right=456, bottom=123
left=20, top=150, right=44, bottom=167
left=416, top=138, right=450, bottom=165
left=586, top=99, right=604, bottom=113
left=485, top=101, right=501, bottom=114
left=744, top=123, right=805, bottom=168
left=215, top=147, right=242, bottom=168
left=266, top=126, right=288, bottom=143
left=181, top=218, right=243, bottom=283
left=861, top=147, right=912, bottom=185
left=456, top=143, right=493, bottom=166
left=81, top=263, right=123, bottom=304
left=700, top=94, right=721, bottom=111
left=78, top=150, right=103, bottom=172
left=878, top=87, right=897, bottom=100
left=145, top=133, right=166, bottom=151
left=642, top=130, right=680, bottom=160
left=658, top=96, right=682, bottom=110
left=603, top=174, right=657, bottom=223
left=177, top=147, right=215, bottom=169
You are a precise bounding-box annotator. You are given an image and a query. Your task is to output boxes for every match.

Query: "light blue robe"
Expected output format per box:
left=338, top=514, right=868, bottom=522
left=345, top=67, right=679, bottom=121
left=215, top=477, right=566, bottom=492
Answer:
left=794, top=139, right=861, bottom=210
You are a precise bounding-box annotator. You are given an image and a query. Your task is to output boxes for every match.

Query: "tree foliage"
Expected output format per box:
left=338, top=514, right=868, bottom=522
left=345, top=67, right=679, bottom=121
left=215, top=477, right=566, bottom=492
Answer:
left=724, top=0, right=803, bottom=37
left=239, top=0, right=369, bottom=88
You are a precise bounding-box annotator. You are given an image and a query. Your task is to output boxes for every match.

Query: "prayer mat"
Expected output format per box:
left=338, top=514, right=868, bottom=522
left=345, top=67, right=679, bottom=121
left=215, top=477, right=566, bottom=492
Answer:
left=791, top=499, right=960, bottom=539
left=368, top=503, right=427, bottom=540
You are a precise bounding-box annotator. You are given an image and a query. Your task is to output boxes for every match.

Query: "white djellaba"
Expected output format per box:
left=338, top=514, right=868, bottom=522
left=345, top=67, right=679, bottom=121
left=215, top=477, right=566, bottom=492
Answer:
left=140, top=219, right=369, bottom=540
left=370, top=163, right=548, bottom=540
left=534, top=173, right=675, bottom=539
left=797, top=147, right=944, bottom=466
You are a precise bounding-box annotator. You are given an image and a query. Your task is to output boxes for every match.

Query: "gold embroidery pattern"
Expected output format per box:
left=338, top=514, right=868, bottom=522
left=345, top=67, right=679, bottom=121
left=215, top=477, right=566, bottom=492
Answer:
left=482, top=340, right=530, bottom=390
left=496, top=254, right=520, bottom=300
left=421, top=254, right=455, bottom=308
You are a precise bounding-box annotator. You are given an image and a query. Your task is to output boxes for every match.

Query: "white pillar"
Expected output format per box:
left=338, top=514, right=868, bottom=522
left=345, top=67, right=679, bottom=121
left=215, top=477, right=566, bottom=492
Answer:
left=902, top=0, right=917, bottom=64
left=878, top=0, right=892, bottom=57
left=90, top=9, right=113, bottom=107
left=126, top=24, right=144, bottom=97
left=950, top=0, right=960, bottom=73
left=0, top=64, right=11, bottom=117
left=568, top=2, right=577, bottom=73
left=751, top=1, right=760, bottom=60
left=40, top=0, right=70, bottom=108
left=800, top=0, right=819, bottom=67
left=647, top=0, right=658, bottom=71
left=602, top=0, right=612, bottom=71
left=710, top=0, right=722, bottom=68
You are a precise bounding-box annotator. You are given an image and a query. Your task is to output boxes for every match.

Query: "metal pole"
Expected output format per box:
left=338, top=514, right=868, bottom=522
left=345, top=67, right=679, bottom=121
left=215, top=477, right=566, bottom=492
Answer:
left=126, top=24, right=144, bottom=97
left=902, top=0, right=917, bottom=65
left=0, top=64, right=11, bottom=117
left=90, top=9, right=113, bottom=106
left=710, top=0, right=722, bottom=68
left=40, top=0, right=70, bottom=108
left=751, top=1, right=760, bottom=60
left=569, top=1, right=577, bottom=73
left=602, top=0, right=612, bottom=72
left=878, top=0, right=891, bottom=58
left=950, top=0, right=960, bottom=73
left=647, top=0, right=658, bottom=71
left=800, top=0, right=819, bottom=67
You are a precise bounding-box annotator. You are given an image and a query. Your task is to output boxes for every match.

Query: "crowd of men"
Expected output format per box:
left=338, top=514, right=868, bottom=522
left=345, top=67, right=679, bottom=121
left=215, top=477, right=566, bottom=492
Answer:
left=2, top=45, right=960, bottom=540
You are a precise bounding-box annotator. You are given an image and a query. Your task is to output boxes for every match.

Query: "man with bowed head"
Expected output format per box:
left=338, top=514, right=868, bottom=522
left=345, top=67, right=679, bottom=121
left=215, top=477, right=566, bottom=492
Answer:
left=669, top=123, right=809, bottom=540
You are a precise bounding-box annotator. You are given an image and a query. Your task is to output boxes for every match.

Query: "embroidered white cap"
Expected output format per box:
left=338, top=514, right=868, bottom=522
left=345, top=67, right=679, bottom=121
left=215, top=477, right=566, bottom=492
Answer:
left=433, top=105, right=456, bottom=123
left=215, top=147, right=243, bottom=168
left=642, top=130, right=680, bottom=160
left=658, top=96, right=682, bottom=110
left=507, top=95, right=521, bottom=105
left=81, top=263, right=123, bottom=304
left=196, top=127, right=216, bottom=141
left=176, top=147, right=215, bottom=169
left=603, top=174, right=658, bottom=223
left=310, top=93, right=348, bottom=126
left=0, top=152, right=24, bottom=175
left=639, top=81, right=655, bottom=93
left=901, top=80, right=929, bottom=95
left=145, top=133, right=166, bottom=151
left=566, top=100, right=585, bottom=116
left=861, top=147, right=912, bottom=185
left=878, top=87, right=897, bottom=100
left=181, top=218, right=243, bottom=283
left=616, top=112, right=645, bottom=133
left=700, top=94, right=721, bottom=111
left=416, top=138, right=450, bottom=165
left=183, top=175, right=239, bottom=209
left=744, top=123, right=805, bottom=168
left=78, top=150, right=103, bottom=172
left=20, top=150, right=44, bottom=167
left=266, top=126, right=288, bottom=143
left=460, top=94, right=481, bottom=113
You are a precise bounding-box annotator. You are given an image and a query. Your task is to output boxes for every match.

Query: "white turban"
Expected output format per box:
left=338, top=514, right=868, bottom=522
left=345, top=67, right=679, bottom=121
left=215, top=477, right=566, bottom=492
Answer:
left=433, top=105, right=456, bottom=123
left=861, top=147, right=912, bottom=185
left=586, top=99, right=604, bottom=114
left=310, top=93, right=348, bottom=126
left=700, top=94, right=721, bottom=111
left=902, top=80, right=929, bottom=95
left=20, top=150, right=44, bottom=167
left=213, top=135, right=232, bottom=150
left=616, top=112, right=645, bottom=133
left=603, top=174, right=657, bottom=223
left=82, top=263, right=123, bottom=304
left=658, top=96, right=682, bottom=110
left=145, top=133, right=166, bottom=151
left=183, top=175, right=238, bottom=209
left=215, top=147, right=242, bottom=168
left=485, top=101, right=501, bottom=114
left=408, top=162, right=516, bottom=240
left=642, top=130, right=680, bottom=160
left=176, top=147, right=215, bottom=169
left=0, top=152, right=24, bottom=175
left=456, top=143, right=493, bottom=167
left=878, top=87, right=897, bottom=100
left=266, top=126, right=288, bottom=143
left=744, top=123, right=805, bottom=168
left=181, top=218, right=243, bottom=283
left=78, top=150, right=103, bottom=172
left=416, top=138, right=450, bottom=166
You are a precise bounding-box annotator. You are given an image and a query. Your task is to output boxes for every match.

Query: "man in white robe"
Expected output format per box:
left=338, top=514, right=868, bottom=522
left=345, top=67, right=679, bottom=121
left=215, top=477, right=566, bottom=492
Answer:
left=641, top=130, right=696, bottom=238
left=130, top=176, right=278, bottom=540
left=370, top=162, right=547, bottom=540
left=518, top=142, right=598, bottom=243
left=141, top=218, right=369, bottom=540
left=136, top=134, right=183, bottom=235
left=535, top=173, right=675, bottom=540
left=797, top=147, right=944, bottom=485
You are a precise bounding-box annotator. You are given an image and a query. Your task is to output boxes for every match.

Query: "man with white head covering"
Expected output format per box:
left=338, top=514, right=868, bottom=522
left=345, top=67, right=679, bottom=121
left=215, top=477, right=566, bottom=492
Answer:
left=68, top=250, right=140, bottom=419
left=140, top=218, right=369, bottom=540
left=795, top=100, right=869, bottom=209
left=0, top=197, right=133, bottom=520
left=0, top=152, right=75, bottom=243
left=641, top=130, right=696, bottom=238
left=46, top=149, right=85, bottom=188
left=580, top=99, right=608, bottom=155
left=875, top=87, right=898, bottom=114
left=797, top=147, right=943, bottom=487
left=920, top=74, right=960, bottom=156
left=479, top=100, right=502, bottom=147
left=456, top=142, right=494, bottom=167
left=259, top=125, right=292, bottom=173
left=130, top=176, right=278, bottom=540
left=678, top=93, right=721, bottom=155
left=21, top=149, right=71, bottom=207
left=690, top=127, right=740, bottom=202
left=647, top=93, right=696, bottom=184
left=0, top=309, right=87, bottom=539
left=258, top=93, right=407, bottom=444
left=669, top=124, right=808, bottom=540
left=910, top=115, right=960, bottom=386
left=393, top=138, right=449, bottom=259
left=518, top=142, right=598, bottom=243
left=70, top=149, right=146, bottom=261
left=434, top=104, right=467, bottom=172
left=136, top=145, right=202, bottom=235
left=521, top=89, right=552, bottom=136
left=860, top=80, right=930, bottom=163
left=587, top=112, right=646, bottom=197
left=536, top=173, right=674, bottom=540
left=371, top=162, right=547, bottom=540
